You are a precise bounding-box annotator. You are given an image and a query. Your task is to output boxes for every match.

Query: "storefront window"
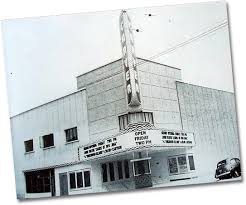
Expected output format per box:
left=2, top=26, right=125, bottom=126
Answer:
left=168, top=154, right=195, bottom=175
left=124, top=160, right=130, bottom=178
left=69, top=173, right=76, bottom=189
left=76, top=172, right=83, bottom=188
left=168, top=158, right=178, bottom=174
left=117, top=161, right=123, bottom=179
left=109, top=162, right=115, bottom=181
left=101, top=160, right=130, bottom=183
left=178, top=156, right=188, bottom=173
left=25, top=169, right=54, bottom=193
left=102, top=164, right=108, bottom=182
left=84, top=171, right=91, bottom=187
left=69, top=170, right=91, bottom=190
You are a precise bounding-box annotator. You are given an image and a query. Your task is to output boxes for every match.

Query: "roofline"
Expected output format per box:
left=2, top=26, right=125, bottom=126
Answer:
left=76, top=57, right=181, bottom=79
left=12, top=57, right=181, bottom=118
left=10, top=88, right=86, bottom=119
left=76, top=58, right=122, bottom=79
left=176, top=81, right=234, bottom=94
left=137, top=57, right=181, bottom=71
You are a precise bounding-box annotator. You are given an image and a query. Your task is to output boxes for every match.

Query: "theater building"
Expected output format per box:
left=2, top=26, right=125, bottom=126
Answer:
left=10, top=11, right=240, bottom=199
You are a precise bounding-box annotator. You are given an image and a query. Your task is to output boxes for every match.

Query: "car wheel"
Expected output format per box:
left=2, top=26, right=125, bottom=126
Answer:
left=234, top=170, right=240, bottom=177
left=231, top=170, right=239, bottom=178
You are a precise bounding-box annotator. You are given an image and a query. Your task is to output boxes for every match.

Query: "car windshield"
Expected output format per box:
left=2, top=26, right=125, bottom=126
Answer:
left=217, top=160, right=227, bottom=167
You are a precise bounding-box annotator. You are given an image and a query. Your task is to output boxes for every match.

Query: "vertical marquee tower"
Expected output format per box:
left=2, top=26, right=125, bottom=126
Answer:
left=119, top=10, right=141, bottom=107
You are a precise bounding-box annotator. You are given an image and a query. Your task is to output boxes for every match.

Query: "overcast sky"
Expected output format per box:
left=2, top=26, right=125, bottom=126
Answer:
left=2, top=1, right=234, bottom=116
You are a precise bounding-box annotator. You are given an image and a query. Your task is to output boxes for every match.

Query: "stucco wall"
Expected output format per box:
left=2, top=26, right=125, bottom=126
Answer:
left=137, top=58, right=182, bottom=130
left=11, top=58, right=241, bottom=198
left=76, top=58, right=184, bottom=143
left=149, top=148, right=196, bottom=185
left=11, top=89, right=89, bottom=198
left=77, top=59, right=128, bottom=141
left=176, top=82, right=241, bottom=178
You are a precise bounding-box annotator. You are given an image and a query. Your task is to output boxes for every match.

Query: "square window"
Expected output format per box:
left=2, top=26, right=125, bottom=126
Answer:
left=65, top=127, right=78, bottom=142
left=42, top=134, right=54, bottom=148
left=24, top=139, right=33, bottom=152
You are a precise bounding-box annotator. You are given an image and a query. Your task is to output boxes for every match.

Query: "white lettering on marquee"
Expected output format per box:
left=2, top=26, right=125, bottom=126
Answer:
left=80, top=130, right=195, bottom=160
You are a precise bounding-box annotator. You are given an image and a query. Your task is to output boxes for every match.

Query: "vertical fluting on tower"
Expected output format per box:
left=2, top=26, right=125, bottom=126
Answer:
left=119, top=10, right=141, bottom=107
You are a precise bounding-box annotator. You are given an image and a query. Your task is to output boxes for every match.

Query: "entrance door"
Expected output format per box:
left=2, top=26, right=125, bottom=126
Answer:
left=59, top=173, right=68, bottom=196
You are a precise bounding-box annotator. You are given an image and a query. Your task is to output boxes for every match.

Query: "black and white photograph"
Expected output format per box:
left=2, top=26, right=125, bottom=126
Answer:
left=1, top=1, right=242, bottom=200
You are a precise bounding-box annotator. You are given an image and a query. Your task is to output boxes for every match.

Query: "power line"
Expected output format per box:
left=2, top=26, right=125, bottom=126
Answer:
left=139, top=20, right=228, bottom=63
left=103, top=19, right=228, bottom=73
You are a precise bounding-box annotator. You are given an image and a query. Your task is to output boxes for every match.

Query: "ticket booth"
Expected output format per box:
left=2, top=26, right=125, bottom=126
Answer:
left=131, top=152, right=152, bottom=189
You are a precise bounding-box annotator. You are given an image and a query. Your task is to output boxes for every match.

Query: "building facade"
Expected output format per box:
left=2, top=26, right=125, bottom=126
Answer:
left=10, top=11, right=240, bottom=199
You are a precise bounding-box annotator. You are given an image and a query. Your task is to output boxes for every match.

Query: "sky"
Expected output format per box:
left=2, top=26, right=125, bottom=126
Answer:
left=2, top=1, right=234, bottom=116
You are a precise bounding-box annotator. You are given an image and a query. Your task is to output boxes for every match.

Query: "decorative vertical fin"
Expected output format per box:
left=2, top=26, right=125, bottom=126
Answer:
left=119, top=10, right=141, bottom=106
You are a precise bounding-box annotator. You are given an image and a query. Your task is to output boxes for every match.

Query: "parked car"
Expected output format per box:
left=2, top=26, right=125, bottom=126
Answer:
left=215, top=158, right=241, bottom=180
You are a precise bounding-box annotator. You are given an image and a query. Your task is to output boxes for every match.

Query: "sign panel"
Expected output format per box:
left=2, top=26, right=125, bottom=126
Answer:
left=119, top=10, right=141, bottom=106
left=80, top=130, right=195, bottom=161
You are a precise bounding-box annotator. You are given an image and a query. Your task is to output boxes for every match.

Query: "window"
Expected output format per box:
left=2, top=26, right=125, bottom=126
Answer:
left=117, top=161, right=123, bottom=180
left=69, top=170, right=91, bottom=190
left=109, top=162, right=115, bottom=181
left=217, top=160, right=227, bottom=168
left=168, top=158, right=178, bottom=174
left=119, top=112, right=154, bottom=130
left=133, top=159, right=150, bottom=176
left=69, top=173, right=76, bottom=189
left=84, top=171, right=91, bottom=187
left=65, top=127, right=78, bottom=143
left=188, top=155, right=195, bottom=171
left=76, top=172, right=83, bottom=188
left=168, top=154, right=195, bottom=175
left=178, top=156, right=188, bottom=173
left=102, top=164, right=108, bottom=182
left=25, top=169, right=54, bottom=193
left=124, top=160, right=130, bottom=178
left=101, top=160, right=130, bottom=183
left=42, top=134, right=54, bottom=148
left=24, top=139, right=34, bottom=153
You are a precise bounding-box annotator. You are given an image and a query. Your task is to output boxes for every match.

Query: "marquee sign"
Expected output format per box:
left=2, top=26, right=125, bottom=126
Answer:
left=79, top=130, right=195, bottom=161
left=119, top=10, right=141, bottom=106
